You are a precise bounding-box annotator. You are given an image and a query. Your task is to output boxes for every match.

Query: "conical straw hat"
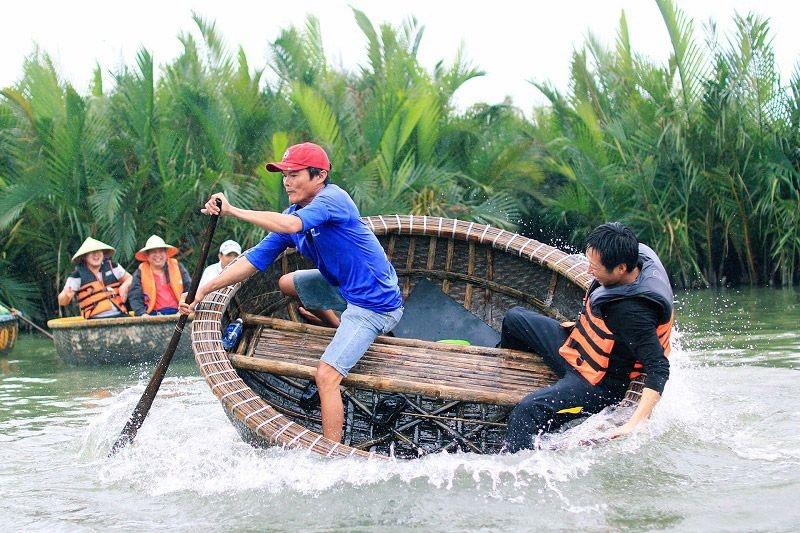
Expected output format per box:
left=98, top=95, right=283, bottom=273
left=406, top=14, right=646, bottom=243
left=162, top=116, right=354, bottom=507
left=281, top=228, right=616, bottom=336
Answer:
left=135, top=235, right=179, bottom=261
left=71, top=237, right=115, bottom=264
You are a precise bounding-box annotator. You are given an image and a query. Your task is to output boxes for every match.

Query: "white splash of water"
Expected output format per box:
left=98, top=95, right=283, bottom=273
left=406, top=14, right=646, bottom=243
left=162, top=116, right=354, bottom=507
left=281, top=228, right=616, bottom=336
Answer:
left=83, top=372, right=676, bottom=503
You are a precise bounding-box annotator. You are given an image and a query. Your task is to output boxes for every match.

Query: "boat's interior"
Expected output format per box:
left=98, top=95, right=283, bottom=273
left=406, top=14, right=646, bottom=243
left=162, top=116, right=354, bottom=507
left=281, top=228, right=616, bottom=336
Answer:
left=230, top=314, right=559, bottom=407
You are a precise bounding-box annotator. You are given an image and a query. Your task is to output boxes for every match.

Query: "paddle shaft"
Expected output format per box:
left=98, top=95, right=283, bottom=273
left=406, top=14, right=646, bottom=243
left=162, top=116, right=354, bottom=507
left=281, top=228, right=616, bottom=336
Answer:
left=0, top=303, right=54, bottom=340
left=109, top=199, right=222, bottom=455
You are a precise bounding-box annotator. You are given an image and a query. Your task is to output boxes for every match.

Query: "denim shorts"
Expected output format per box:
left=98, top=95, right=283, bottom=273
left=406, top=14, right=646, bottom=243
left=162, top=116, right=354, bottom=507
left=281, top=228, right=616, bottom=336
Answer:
left=321, top=303, right=403, bottom=376
left=294, top=269, right=403, bottom=376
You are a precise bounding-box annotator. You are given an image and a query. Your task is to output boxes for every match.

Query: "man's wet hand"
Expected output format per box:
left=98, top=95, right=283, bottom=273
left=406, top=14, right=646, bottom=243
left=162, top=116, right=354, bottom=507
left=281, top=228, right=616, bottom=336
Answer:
left=178, top=291, right=194, bottom=315
left=178, top=300, right=195, bottom=315
left=606, top=421, right=636, bottom=440
left=201, top=193, right=228, bottom=216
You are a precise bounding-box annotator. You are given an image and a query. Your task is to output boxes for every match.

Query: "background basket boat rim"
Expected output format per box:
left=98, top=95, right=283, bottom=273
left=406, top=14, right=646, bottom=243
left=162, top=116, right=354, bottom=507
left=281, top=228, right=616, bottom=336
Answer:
left=48, top=313, right=193, bottom=329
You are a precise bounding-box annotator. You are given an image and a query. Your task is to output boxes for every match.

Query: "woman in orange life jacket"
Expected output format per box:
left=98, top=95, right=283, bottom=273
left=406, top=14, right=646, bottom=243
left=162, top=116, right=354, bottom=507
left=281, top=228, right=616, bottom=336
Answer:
left=500, top=222, right=674, bottom=453
left=57, top=237, right=132, bottom=319
left=127, top=235, right=192, bottom=316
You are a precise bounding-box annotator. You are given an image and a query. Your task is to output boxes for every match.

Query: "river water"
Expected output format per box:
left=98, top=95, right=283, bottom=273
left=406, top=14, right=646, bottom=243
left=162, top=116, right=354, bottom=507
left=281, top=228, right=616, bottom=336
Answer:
left=1, top=288, right=798, bottom=532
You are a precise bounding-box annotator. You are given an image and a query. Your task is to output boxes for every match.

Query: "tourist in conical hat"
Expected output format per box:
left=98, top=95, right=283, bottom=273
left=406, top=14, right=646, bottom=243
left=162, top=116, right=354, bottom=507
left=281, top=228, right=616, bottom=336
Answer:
left=57, top=237, right=132, bottom=319
left=128, top=235, right=191, bottom=316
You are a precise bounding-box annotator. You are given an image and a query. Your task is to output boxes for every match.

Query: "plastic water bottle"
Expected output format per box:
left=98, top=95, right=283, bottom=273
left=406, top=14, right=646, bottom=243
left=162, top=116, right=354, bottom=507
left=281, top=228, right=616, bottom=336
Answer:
left=221, top=318, right=243, bottom=351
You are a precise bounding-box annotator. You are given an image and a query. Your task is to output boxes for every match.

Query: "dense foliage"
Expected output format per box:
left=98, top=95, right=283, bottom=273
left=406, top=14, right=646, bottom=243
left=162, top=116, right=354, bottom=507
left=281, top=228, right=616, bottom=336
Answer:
left=1, top=1, right=798, bottom=319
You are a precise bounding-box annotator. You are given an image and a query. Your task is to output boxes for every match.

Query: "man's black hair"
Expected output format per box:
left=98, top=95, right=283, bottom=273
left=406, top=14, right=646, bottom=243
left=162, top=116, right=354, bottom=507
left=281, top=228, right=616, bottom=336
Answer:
left=585, top=222, right=639, bottom=272
left=308, top=166, right=331, bottom=185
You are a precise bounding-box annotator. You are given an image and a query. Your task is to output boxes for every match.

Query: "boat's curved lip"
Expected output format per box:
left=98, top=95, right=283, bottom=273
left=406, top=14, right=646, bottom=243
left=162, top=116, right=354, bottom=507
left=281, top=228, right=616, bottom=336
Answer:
left=361, top=214, right=592, bottom=289
left=0, top=314, right=19, bottom=324
left=48, top=313, right=193, bottom=329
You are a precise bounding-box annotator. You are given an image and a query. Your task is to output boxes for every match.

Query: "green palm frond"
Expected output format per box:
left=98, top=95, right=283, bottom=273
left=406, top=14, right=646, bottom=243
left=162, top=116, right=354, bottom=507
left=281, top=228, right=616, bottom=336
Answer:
left=271, top=16, right=327, bottom=87
left=0, top=261, right=42, bottom=317
left=291, top=83, right=341, bottom=148
left=191, top=11, right=233, bottom=75
left=433, top=44, right=485, bottom=101
left=656, top=0, right=707, bottom=109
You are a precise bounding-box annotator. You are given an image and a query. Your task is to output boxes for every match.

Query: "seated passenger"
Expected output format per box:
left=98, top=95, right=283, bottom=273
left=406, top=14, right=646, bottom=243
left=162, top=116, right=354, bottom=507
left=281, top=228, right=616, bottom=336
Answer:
left=500, top=223, right=673, bottom=452
left=57, top=237, right=132, bottom=319
left=128, top=235, right=191, bottom=316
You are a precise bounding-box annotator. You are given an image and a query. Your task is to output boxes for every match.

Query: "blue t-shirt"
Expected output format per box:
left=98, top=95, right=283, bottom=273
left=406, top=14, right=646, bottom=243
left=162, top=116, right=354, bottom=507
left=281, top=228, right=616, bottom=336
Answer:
left=246, top=184, right=402, bottom=312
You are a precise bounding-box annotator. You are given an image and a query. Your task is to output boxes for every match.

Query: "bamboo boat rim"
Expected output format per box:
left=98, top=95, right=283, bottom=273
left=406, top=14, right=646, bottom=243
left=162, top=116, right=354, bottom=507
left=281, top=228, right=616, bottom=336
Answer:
left=362, top=215, right=592, bottom=290
left=48, top=313, right=194, bottom=330
left=191, top=215, right=592, bottom=460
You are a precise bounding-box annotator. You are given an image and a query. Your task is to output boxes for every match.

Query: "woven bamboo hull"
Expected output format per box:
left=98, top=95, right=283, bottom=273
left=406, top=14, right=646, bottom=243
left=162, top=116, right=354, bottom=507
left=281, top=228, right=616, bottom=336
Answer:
left=191, top=215, right=595, bottom=459
left=0, top=315, right=18, bottom=355
left=47, top=314, right=193, bottom=365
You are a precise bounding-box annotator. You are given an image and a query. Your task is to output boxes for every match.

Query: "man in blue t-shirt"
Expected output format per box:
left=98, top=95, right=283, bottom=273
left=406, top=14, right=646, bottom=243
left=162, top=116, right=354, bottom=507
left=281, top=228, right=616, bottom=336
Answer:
left=180, top=142, right=403, bottom=443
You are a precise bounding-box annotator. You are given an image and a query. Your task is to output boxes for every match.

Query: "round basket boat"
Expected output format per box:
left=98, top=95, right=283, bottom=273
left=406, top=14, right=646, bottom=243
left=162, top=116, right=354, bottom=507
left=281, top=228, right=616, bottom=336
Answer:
left=0, top=313, right=19, bottom=355
left=48, top=314, right=193, bottom=365
left=190, top=215, right=645, bottom=459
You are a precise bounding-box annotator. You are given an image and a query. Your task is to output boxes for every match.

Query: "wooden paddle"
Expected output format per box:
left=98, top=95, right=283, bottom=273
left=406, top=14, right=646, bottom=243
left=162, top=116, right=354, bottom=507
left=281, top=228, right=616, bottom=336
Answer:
left=0, top=303, right=54, bottom=341
left=109, top=199, right=221, bottom=456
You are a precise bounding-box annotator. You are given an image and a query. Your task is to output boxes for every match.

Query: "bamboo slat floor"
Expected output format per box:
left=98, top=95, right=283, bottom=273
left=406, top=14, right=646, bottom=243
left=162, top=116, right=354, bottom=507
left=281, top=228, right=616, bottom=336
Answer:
left=231, top=315, right=558, bottom=406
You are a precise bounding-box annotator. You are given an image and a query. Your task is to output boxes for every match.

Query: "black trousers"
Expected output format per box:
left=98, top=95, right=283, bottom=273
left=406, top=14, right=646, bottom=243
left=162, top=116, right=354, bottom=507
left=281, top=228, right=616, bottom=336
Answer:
left=500, top=307, right=628, bottom=452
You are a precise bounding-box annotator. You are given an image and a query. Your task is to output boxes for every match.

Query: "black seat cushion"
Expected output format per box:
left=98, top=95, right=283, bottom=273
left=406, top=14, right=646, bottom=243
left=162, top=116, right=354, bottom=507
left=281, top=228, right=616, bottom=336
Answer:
left=391, top=278, right=501, bottom=347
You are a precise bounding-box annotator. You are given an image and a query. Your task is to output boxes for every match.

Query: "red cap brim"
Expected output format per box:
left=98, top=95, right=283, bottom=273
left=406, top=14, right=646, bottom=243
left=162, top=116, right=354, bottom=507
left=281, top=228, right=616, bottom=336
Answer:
left=266, top=161, right=309, bottom=172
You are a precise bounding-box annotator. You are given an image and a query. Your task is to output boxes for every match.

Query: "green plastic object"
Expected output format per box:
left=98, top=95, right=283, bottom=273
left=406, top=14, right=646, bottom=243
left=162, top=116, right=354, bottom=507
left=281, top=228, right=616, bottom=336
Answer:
left=436, top=339, right=471, bottom=345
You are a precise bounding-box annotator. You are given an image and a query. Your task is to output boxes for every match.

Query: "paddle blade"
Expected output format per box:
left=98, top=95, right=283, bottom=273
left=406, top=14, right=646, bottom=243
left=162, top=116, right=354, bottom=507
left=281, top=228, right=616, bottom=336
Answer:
left=109, top=199, right=221, bottom=456
left=108, top=314, right=189, bottom=456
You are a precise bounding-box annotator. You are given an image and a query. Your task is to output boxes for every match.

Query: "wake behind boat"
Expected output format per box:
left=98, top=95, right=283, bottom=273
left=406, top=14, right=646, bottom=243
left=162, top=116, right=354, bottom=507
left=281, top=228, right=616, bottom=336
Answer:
left=190, top=215, right=645, bottom=459
left=48, top=314, right=193, bottom=365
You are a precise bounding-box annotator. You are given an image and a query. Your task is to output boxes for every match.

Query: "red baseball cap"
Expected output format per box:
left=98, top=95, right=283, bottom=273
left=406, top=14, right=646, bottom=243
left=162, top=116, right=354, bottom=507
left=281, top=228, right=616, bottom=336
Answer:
left=265, top=142, right=331, bottom=172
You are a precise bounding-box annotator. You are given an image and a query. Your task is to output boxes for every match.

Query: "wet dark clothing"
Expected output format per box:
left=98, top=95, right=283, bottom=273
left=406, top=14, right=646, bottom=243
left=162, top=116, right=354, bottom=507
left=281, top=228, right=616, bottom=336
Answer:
left=501, top=296, right=668, bottom=453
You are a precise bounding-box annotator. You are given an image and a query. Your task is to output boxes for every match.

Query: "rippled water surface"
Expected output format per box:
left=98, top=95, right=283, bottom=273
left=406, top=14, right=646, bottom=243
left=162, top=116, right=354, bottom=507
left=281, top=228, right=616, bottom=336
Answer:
left=1, top=287, right=798, bottom=532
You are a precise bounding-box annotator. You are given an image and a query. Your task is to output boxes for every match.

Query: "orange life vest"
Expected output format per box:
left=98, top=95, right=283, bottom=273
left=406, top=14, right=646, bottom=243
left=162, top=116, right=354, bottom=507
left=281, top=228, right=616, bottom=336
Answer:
left=559, top=244, right=674, bottom=385
left=75, top=261, right=128, bottom=319
left=138, top=259, right=184, bottom=314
